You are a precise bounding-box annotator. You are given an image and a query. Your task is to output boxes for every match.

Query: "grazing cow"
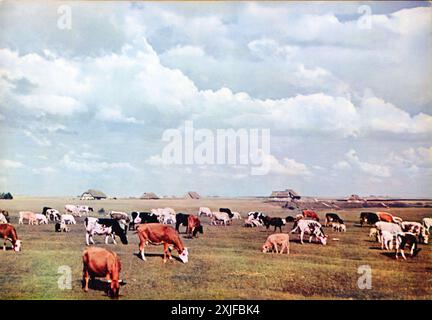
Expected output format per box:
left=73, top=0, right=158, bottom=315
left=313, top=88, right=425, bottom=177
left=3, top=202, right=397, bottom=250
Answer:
left=0, top=210, right=10, bottom=223
left=331, top=222, right=346, bottom=232
left=262, top=233, right=290, bottom=254
left=42, top=207, right=60, bottom=221
left=129, top=212, right=159, bottom=230
left=65, top=205, right=93, bottom=217
left=263, top=217, right=286, bottom=232
left=325, top=213, right=344, bottom=226
left=247, top=212, right=266, bottom=223
left=291, top=220, right=327, bottom=245
left=375, top=221, right=402, bottom=244
left=360, top=212, right=379, bottom=226
left=18, top=211, right=37, bottom=225
left=35, top=213, right=48, bottom=225
left=377, top=212, right=395, bottom=223
left=136, top=223, right=189, bottom=263
left=422, top=218, right=432, bottom=234
left=244, top=219, right=262, bottom=227
left=55, top=222, right=70, bottom=232
left=401, top=221, right=429, bottom=244
left=219, top=208, right=234, bottom=219
left=0, top=213, right=8, bottom=224
left=175, top=213, right=189, bottom=233
left=396, top=233, right=418, bottom=260
left=302, top=210, right=320, bottom=222
left=187, top=215, right=203, bottom=238
left=85, top=217, right=128, bottom=246
left=211, top=212, right=231, bottom=226
left=82, top=247, right=123, bottom=298
left=61, top=214, right=76, bottom=225
left=0, top=224, right=22, bottom=251
left=198, top=207, right=212, bottom=217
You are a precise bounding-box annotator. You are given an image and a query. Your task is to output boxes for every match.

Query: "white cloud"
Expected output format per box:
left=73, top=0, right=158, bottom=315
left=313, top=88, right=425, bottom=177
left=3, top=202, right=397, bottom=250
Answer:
left=261, top=153, right=311, bottom=176
left=345, top=149, right=391, bottom=178
left=333, top=160, right=351, bottom=170
left=95, top=105, right=141, bottom=124
left=23, top=130, right=51, bottom=147
left=0, top=159, right=24, bottom=169
left=32, top=166, right=57, bottom=174
left=61, top=152, right=137, bottom=173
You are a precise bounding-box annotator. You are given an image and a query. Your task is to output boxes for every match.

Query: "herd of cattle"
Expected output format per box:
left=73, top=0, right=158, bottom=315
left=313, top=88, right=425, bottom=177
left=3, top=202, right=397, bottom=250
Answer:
left=0, top=205, right=431, bottom=298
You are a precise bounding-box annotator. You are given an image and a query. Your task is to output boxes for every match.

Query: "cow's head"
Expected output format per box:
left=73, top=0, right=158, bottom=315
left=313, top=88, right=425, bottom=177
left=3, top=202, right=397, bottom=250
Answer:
left=14, top=240, right=22, bottom=252
left=113, top=221, right=128, bottom=244
left=262, top=243, right=272, bottom=253
left=88, top=207, right=94, bottom=212
left=107, top=279, right=120, bottom=299
left=179, top=248, right=189, bottom=263
left=420, top=232, right=429, bottom=244
left=193, top=225, right=203, bottom=237
left=313, top=227, right=327, bottom=245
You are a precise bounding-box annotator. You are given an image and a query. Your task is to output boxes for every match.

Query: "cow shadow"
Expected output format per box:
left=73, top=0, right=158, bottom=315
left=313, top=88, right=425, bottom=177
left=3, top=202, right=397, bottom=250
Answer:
left=79, top=279, right=127, bottom=298
left=380, top=248, right=422, bottom=259
left=133, top=252, right=182, bottom=263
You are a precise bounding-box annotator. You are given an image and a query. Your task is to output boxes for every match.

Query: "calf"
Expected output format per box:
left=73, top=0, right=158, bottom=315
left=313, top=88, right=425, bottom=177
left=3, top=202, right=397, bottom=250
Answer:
left=211, top=212, right=231, bottom=226
left=175, top=213, right=190, bottom=233
left=325, top=213, right=344, bottom=226
left=187, top=215, right=203, bottom=238
left=331, top=222, right=346, bottom=232
left=136, top=223, right=188, bottom=263
left=198, top=207, right=212, bottom=217
left=291, top=220, right=327, bottom=245
left=18, top=211, right=36, bottom=225
left=0, top=224, right=22, bottom=251
left=396, top=233, right=418, bottom=260
left=369, top=227, right=379, bottom=242
left=231, top=211, right=241, bottom=220
left=422, top=217, right=432, bottom=234
left=262, top=233, right=290, bottom=254
left=380, top=230, right=397, bottom=250
left=263, top=216, right=286, bottom=232
left=82, top=247, right=123, bottom=298
left=35, top=213, right=48, bottom=225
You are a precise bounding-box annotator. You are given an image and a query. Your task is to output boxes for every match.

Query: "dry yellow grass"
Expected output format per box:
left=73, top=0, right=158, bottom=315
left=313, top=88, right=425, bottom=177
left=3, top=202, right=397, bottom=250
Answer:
left=0, top=197, right=431, bottom=300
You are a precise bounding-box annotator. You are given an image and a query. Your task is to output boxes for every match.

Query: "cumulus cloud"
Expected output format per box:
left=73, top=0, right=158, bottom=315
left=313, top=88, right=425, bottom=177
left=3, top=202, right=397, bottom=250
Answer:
left=0, top=159, right=24, bottom=169
left=345, top=149, right=391, bottom=178
left=61, top=152, right=138, bottom=173
left=32, top=166, right=57, bottom=174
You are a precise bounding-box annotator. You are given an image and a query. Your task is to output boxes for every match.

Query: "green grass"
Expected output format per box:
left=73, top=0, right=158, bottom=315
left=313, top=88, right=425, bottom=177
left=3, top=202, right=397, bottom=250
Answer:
left=0, top=197, right=431, bottom=300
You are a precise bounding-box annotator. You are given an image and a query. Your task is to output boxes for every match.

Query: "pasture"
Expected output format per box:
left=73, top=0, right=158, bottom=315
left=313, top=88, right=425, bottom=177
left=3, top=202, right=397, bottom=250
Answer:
left=0, top=197, right=431, bottom=300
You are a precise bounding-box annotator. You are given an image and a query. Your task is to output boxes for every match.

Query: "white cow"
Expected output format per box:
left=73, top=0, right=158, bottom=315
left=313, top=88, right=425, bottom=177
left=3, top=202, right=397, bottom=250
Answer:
left=290, top=220, right=327, bottom=245
left=61, top=214, right=77, bottom=225
left=0, top=213, right=8, bottom=224
left=375, top=221, right=403, bottom=244
left=211, top=212, right=231, bottom=226
left=380, top=230, right=398, bottom=250
left=231, top=212, right=242, bottom=219
left=198, top=207, right=212, bottom=217
left=35, top=214, right=48, bottom=225
left=422, top=218, right=432, bottom=234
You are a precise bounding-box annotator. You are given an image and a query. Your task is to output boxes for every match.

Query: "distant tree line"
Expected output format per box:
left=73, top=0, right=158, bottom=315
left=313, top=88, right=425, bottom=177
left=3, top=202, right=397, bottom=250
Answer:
left=0, top=192, right=13, bottom=200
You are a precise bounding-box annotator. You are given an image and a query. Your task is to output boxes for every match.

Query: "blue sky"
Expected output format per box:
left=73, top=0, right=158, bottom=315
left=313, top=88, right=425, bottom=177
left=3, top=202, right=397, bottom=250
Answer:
left=0, top=1, right=431, bottom=197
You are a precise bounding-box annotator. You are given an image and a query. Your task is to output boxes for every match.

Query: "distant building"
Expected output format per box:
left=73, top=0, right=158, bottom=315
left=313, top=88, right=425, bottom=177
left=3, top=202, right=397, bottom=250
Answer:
left=347, top=194, right=365, bottom=203
left=140, top=192, right=159, bottom=200
left=184, top=191, right=201, bottom=199
left=81, top=189, right=107, bottom=200
left=0, top=192, right=13, bottom=200
left=270, top=189, right=301, bottom=200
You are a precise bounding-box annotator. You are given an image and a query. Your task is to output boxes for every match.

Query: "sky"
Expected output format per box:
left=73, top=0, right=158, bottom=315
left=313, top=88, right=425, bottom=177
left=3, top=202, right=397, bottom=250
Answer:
left=0, top=1, right=431, bottom=198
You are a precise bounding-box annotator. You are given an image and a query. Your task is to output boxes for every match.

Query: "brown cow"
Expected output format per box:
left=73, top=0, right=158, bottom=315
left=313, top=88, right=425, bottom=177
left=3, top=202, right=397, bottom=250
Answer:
left=187, top=215, right=203, bottom=238
left=82, top=247, right=123, bottom=298
left=302, top=210, right=320, bottom=222
left=377, top=212, right=394, bottom=223
left=136, top=223, right=188, bottom=263
left=0, top=224, right=22, bottom=251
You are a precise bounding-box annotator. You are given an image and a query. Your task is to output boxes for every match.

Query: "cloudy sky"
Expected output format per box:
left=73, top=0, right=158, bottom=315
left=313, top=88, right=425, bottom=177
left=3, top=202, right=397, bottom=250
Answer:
left=0, top=1, right=431, bottom=197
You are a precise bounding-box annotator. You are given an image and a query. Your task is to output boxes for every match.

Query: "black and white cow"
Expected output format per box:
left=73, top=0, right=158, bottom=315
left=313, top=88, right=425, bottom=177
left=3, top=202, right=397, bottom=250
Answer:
left=42, top=207, right=61, bottom=222
left=129, top=212, right=158, bottom=230
left=325, top=213, right=344, bottom=226
left=85, top=217, right=128, bottom=245
left=219, top=208, right=234, bottom=219
left=291, top=220, right=327, bottom=245
left=175, top=213, right=189, bottom=233
left=396, top=233, right=418, bottom=260
left=360, top=212, right=379, bottom=226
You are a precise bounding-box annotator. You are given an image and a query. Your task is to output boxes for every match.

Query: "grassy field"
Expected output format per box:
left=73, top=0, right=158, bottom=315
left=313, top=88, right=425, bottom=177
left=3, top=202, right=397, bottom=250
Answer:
left=0, top=197, right=431, bottom=300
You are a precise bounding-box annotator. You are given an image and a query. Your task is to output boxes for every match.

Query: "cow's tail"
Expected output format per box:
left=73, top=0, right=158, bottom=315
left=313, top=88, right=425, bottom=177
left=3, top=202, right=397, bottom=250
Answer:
left=84, top=217, right=88, bottom=228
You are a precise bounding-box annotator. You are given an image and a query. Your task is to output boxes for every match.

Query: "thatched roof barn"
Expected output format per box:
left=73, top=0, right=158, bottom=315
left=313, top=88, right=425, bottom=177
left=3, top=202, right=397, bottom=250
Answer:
left=140, top=192, right=159, bottom=200
left=185, top=191, right=201, bottom=199
left=270, top=189, right=301, bottom=200
left=347, top=194, right=365, bottom=203
left=81, top=189, right=107, bottom=200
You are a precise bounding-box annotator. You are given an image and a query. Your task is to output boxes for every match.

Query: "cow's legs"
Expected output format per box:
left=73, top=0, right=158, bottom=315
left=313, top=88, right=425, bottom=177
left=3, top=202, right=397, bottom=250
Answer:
left=85, top=233, right=90, bottom=246
left=300, top=231, right=304, bottom=244
left=410, top=244, right=415, bottom=256
left=401, top=249, right=407, bottom=260
left=3, top=237, right=6, bottom=251
left=139, top=242, right=146, bottom=261
left=82, top=267, right=89, bottom=292
left=111, top=234, right=117, bottom=245
left=90, top=234, right=95, bottom=245
left=163, top=243, right=169, bottom=263
left=105, top=235, right=110, bottom=244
